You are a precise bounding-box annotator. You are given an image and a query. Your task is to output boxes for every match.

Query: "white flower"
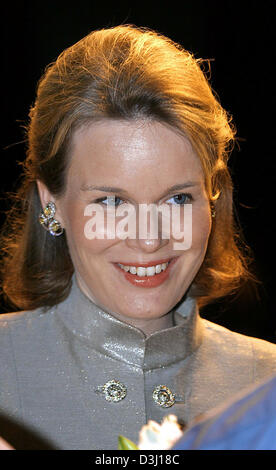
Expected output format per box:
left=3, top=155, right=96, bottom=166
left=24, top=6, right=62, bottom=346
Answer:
left=138, top=415, right=183, bottom=450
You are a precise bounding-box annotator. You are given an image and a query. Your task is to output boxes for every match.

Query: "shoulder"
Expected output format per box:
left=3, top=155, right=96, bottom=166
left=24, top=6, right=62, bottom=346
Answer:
left=202, top=319, right=276, bottom=379
left=0, top=309, right=38, bottom=323
left=0, top=307, right=51, bottom=328
left=0, top=302, right=55, bottom=321
left=0, top=306, right=55, bottom=385
left=0, top=306, right=54, bottom=353
left=202, top=318, right=276, bottom=354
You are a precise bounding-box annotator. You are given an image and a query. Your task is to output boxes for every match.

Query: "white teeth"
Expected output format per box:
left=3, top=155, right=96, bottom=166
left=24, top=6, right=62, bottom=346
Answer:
left=137, top=267, right=146, bottom=277
left=146, top=266, right=156, bottom=276
left=155, top=264, right=162, bottom=273
left=118, top=261, right=170, bottom=276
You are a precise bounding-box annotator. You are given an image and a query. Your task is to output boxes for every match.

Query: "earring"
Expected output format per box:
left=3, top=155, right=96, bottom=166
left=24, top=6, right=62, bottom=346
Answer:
left=39, top=202, right=64, bottom=237
left=210, top=202, right=216, bottom=218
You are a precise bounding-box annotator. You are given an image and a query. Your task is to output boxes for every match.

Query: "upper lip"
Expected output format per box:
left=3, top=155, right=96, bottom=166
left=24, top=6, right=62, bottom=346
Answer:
left=113, top=257, right=176, bottom=267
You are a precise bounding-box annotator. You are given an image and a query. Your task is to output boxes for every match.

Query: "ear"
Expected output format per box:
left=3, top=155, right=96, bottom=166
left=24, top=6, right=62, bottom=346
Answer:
left=36, top=180, right=66, bottom=228
left=36, top=180, right=55, bottom=208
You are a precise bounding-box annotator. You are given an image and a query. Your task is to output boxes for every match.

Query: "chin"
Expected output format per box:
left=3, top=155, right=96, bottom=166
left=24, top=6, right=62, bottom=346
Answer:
left=124, top=299, right=167, bottom=319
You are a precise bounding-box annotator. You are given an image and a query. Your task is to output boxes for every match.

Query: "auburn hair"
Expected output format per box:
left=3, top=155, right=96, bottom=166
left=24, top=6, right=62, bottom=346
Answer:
left=0, top=24, right=255, bottom=311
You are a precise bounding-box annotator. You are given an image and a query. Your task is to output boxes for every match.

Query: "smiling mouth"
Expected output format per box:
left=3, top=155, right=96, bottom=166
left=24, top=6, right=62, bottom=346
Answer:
left=117, top=260, right=170, bottom=277
left=113, top=257, right=179, bottom=288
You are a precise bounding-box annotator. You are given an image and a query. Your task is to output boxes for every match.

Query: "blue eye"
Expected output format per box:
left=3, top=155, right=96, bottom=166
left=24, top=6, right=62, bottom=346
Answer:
left=94, top=193, right=193, bottom=207
left=166, top=193, right=193, bottom=205
left=95, top=196, right=123, bottom=207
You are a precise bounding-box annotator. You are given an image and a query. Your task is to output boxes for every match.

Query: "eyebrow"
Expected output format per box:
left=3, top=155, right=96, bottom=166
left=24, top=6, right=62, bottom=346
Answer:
left=80, top=181, right=200, bottom=198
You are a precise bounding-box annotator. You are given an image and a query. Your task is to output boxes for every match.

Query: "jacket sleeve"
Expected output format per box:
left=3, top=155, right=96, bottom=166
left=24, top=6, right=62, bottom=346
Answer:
left=249, top=335, right=276, bottom=382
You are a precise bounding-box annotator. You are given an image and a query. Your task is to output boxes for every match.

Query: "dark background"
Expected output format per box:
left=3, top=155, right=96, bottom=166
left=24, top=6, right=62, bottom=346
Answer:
left=1, top=1, right=276, bottom=342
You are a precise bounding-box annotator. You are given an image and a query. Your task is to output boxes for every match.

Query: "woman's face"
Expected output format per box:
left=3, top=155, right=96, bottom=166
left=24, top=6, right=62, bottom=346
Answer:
left=39, top=119, right=212, bottom=325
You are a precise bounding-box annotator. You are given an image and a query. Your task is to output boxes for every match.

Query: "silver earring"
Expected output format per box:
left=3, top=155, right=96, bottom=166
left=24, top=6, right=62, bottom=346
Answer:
left=39, top=202, right=64, bottom=237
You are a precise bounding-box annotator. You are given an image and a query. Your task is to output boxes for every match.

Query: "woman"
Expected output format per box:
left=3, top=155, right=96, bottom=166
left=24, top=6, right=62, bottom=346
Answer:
left=0, top=24, right=276, bottom=450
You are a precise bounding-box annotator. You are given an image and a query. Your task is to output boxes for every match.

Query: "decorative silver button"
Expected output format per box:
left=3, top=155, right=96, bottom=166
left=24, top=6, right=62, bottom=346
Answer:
left=152, top=385, right=175, bottom=408
left=97, top=379, right=127, bottom=402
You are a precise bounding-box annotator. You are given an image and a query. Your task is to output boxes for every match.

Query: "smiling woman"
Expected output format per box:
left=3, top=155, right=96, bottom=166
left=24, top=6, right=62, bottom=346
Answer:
left=1, top=26, right=244, bottom=311
left=36, top=119, right=211, bottom=332
left=0, top=24, right=276, bottom=450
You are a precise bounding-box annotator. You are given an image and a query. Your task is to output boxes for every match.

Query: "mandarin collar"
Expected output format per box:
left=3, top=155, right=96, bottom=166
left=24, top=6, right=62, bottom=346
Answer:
left=55, top=275, right=204, bottom=370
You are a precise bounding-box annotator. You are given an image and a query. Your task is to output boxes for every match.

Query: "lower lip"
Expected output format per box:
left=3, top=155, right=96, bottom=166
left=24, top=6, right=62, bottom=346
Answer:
left=113, top=257, right=179, bottom=288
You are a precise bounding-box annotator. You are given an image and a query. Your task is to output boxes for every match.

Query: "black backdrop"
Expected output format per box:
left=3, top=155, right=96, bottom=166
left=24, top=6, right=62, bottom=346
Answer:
left=1, top=1, right=276, bottom=342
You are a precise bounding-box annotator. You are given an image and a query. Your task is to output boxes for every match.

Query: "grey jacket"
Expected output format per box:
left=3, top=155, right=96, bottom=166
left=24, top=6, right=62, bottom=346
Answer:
left=1, top=277, right=276, bottom=450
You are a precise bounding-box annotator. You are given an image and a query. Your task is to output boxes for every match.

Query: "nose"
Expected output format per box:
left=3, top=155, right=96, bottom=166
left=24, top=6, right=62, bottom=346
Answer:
left=125, top=235, right=169, bottom=253
left=124, top=204, right=170, bottom=253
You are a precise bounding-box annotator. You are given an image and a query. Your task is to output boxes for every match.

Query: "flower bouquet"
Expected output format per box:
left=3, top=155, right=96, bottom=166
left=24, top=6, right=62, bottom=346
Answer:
left=118, top=414, right=183, bottom=450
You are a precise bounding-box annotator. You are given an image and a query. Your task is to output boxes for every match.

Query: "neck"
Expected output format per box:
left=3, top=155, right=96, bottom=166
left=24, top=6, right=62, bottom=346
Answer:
left=108, top=310, right=175, bottom=337
left=76, top=275, right=175, bottom=337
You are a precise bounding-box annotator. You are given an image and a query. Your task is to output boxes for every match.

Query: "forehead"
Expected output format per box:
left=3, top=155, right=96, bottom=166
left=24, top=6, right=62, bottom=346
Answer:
left=67, top=119, right=204, bottom=183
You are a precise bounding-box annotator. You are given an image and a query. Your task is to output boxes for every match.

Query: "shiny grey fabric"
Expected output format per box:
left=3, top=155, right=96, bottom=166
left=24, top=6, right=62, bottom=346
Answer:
left=1, top=277, right=276, bottom=450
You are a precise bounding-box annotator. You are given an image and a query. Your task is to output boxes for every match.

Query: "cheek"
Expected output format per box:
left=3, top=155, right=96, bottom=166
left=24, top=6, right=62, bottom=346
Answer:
left=63, top=205, right=116, bottom=259
left=170, top=205, right=211, bottom=252
left=192, top=209, right=212, bottom=251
